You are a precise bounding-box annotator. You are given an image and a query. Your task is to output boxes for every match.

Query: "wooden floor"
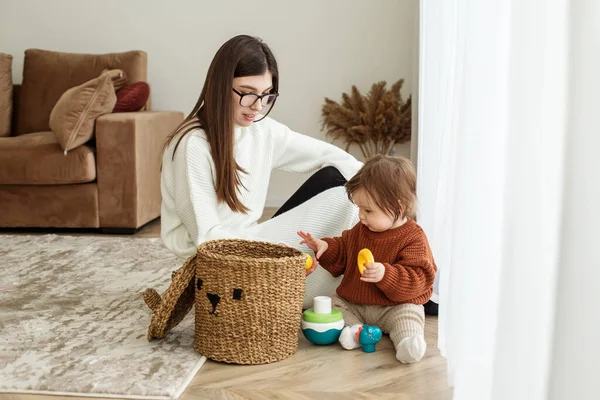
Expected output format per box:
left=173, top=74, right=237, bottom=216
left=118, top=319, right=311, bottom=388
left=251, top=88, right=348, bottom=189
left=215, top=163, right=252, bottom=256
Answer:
left=0, top=210, right=452, bottom=400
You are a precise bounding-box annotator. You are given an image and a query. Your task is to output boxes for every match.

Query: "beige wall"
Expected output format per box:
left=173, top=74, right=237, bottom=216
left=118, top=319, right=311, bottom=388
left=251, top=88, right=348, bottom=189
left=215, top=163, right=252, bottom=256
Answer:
left=0, top=0, right=418, bottom=206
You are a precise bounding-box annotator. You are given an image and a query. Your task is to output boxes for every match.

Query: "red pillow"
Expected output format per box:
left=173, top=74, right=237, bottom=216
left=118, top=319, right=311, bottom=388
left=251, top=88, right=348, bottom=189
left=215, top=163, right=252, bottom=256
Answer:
left=113, top=82, right=150, bottom=113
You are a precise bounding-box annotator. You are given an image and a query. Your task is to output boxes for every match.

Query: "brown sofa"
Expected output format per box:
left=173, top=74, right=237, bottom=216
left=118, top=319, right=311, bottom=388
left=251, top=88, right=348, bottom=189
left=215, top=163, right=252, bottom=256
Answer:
left=0, top=49, right=183, bottom=231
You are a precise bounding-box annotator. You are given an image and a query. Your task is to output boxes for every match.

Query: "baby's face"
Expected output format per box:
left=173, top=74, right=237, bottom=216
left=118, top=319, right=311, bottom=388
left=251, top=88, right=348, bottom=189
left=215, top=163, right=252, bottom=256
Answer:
left=352, top=189, right=404, bottom=232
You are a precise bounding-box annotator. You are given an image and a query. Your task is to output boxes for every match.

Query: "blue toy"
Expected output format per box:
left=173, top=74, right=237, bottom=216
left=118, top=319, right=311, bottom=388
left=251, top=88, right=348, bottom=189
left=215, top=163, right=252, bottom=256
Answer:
left=357, top=324, right=382, bottom=353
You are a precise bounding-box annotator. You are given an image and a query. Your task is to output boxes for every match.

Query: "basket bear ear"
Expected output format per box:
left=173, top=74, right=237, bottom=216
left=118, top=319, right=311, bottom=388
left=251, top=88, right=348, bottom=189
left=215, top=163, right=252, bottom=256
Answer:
left=143, top=288, right=162, bottom=311
left=146, top=254, right=197, bottom=341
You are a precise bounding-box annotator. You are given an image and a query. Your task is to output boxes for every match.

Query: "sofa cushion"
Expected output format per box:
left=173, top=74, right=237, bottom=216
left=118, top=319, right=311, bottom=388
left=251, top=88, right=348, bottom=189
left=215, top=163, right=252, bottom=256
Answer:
left=16, top=49, right=147, bottom=135
left=0, top=53, right=12, bottom=137
left=0, top=184, right=99, bottom=228
left=50, top=72, right=117, bottom=152
left=0, top=131, right=96, bottom=184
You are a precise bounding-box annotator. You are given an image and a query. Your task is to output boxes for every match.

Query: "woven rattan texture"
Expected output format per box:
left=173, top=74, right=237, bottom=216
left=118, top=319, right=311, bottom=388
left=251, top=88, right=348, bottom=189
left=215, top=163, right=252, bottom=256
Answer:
left=194, top=240, right=306, bottom=364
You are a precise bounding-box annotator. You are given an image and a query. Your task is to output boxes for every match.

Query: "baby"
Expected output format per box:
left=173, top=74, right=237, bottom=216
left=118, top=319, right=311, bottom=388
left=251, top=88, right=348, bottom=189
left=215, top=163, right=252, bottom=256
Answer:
left=299, top=155, right=437, bottom=363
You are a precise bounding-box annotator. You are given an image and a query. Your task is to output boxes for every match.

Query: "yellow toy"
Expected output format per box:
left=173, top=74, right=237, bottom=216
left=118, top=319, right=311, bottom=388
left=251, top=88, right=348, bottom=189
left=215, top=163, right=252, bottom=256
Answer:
left=305, top=253, right=313, bottom=270
left=357, top=248, right=374, bottom=274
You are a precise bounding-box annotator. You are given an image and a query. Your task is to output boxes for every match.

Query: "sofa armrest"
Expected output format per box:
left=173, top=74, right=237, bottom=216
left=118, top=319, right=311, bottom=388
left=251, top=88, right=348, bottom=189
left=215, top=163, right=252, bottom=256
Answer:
left=96, top=111, right=184, bottom=229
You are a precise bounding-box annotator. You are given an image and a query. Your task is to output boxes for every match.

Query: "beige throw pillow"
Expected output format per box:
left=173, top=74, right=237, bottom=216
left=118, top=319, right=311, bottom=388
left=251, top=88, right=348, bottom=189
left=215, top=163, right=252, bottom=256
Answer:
left=103, top=68, right=127, bottom=91
left=49, top=72, right=117, bottom=152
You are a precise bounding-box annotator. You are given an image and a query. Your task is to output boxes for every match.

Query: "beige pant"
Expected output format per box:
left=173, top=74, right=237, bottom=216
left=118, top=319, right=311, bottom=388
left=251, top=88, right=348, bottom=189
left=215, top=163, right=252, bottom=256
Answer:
left=331, top=295, right=425, bottom=349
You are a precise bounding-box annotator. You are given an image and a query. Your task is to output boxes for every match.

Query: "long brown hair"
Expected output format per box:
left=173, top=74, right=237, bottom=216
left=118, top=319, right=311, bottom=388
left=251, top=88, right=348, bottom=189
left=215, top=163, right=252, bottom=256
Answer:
left=163, top=35, right=279, bottom=213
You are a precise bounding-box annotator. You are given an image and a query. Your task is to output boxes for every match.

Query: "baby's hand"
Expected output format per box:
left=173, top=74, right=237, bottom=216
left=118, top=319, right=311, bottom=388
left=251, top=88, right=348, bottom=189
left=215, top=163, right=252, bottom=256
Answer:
left=360, top=262, right=385, bottom=283
left=297, top=231, right=329, bottom=259
left=306, top=257, right=318, bottom=277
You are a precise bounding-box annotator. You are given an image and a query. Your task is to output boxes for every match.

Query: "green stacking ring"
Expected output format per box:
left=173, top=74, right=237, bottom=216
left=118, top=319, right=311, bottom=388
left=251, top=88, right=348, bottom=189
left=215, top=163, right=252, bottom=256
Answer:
left=302, top=308, right=344, bottom=323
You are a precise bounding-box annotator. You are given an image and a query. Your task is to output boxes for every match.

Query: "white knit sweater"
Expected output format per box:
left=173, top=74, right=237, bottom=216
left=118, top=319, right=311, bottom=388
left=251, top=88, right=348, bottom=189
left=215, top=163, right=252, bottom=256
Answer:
left=160, top=117, right=362, bottom=307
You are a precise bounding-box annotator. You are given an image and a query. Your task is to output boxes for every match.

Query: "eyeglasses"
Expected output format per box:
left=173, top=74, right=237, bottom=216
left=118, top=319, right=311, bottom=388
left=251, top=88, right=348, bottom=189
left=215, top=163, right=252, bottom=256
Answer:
left=232, top=88, right=279, bottom=108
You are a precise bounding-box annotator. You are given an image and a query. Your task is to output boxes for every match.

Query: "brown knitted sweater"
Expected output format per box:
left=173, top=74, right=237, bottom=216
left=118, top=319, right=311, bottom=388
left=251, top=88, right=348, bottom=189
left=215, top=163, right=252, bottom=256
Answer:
left=319, top=219, right=437, bottom=306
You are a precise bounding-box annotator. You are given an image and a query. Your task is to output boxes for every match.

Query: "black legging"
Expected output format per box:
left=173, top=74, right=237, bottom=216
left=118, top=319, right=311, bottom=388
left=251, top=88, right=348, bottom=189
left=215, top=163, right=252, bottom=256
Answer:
left=272, top=166, right=346, bottom=218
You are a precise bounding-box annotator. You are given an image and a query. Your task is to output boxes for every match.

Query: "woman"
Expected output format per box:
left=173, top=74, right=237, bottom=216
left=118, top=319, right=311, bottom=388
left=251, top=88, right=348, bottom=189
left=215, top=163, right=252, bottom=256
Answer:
left=160, top=35, right=362, bottom=308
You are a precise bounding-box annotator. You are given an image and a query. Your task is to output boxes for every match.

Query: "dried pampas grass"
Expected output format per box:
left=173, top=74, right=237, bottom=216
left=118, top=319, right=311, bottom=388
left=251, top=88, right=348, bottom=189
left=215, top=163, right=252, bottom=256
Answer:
left=321, top=80, right=411, bottom=158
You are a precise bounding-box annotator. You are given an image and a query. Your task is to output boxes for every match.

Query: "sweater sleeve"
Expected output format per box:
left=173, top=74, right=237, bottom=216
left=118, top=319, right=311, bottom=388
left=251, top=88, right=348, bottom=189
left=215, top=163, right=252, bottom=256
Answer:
left=268, top=118, right=363, bottom=180
left=318, top=234, right=348, bottom=277
left=376, top=234, right=437, bottom=303
left=185, top=135, right=261, bottom=245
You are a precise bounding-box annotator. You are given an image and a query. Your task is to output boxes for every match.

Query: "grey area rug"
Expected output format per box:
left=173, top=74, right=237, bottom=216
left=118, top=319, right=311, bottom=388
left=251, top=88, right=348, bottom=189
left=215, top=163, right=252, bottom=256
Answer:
left=0, top=234, right=205, bottom=399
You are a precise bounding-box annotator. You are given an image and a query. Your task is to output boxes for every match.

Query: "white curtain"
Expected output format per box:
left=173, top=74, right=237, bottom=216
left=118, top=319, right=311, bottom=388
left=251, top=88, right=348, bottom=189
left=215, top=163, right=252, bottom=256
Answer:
left=417, top=0, right=600, bottom=399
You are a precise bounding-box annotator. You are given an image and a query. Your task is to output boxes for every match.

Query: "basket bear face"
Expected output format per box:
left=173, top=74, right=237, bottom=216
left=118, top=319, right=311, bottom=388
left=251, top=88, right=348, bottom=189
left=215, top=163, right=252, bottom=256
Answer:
left=195, top=277, right=245, bottom=317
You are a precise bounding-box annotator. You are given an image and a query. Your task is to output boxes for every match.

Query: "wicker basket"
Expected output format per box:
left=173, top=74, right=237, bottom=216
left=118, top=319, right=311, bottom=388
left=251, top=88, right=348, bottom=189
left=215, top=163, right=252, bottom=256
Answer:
left=194, top=239, right=306, bottom=365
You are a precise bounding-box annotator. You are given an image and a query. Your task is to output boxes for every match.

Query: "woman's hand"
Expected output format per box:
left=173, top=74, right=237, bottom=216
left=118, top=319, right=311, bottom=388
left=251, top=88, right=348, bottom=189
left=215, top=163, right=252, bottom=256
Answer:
left=297, top=231, right=329, bottom=259
left=360, top=262, right=385, bottom=283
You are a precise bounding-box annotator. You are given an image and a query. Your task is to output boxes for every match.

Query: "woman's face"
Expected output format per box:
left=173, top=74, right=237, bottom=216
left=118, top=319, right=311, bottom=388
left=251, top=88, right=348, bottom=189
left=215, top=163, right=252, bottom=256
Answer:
left=231, top=71, right=273, bottom=127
